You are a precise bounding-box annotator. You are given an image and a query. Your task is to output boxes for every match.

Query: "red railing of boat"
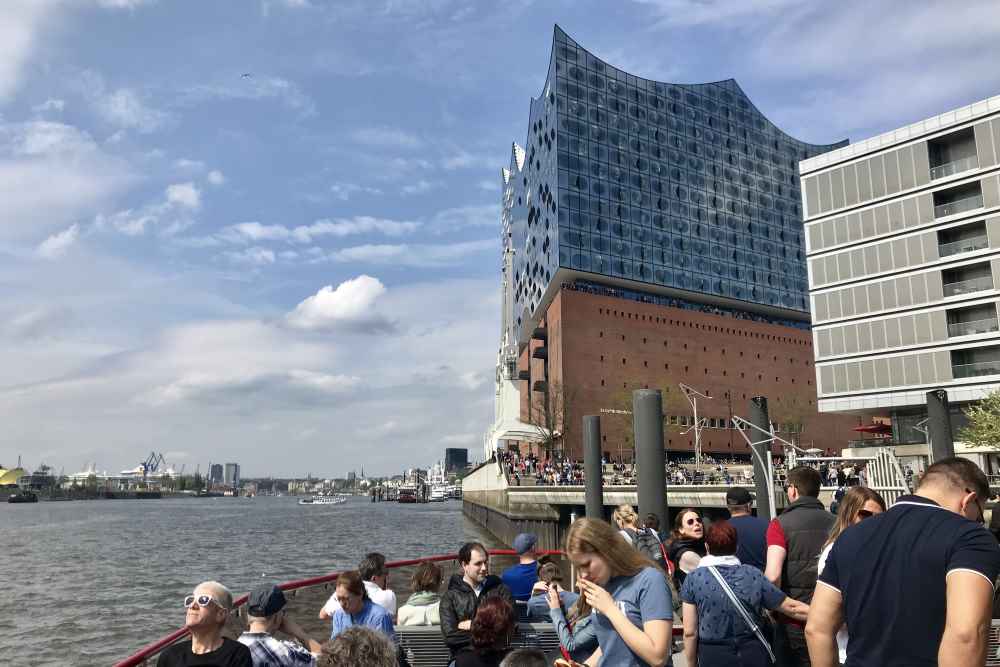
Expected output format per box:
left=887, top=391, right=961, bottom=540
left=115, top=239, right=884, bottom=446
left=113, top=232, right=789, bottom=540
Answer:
left=115, top=549, right=559, bottom=667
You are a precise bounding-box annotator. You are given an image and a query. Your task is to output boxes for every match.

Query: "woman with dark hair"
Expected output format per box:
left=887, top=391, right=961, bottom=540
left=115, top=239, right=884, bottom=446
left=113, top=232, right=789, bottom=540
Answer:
left=398, top=561, right=443, bottom=626
left=455, top=597, right=516, bottom=667
left=667, top=507, right=706, bottom=590
left=816, top=486, right=886, bottom=663
left=681, top=520, right=808, bottom=667
left=329, top=570, right=395, bottom=643
left=564, top=517, right=673, bottom=666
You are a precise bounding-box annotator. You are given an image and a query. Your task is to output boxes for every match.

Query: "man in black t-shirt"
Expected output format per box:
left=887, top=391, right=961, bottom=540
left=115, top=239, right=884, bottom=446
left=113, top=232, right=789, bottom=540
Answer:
left=157, top=580, right=252, bottom=667
left=807, top=457, right=1000, bottom=667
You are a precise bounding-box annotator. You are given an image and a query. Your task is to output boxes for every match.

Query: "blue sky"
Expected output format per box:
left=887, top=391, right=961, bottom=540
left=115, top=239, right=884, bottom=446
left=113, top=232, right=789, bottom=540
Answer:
left=2, top=0, right=999, bottom=477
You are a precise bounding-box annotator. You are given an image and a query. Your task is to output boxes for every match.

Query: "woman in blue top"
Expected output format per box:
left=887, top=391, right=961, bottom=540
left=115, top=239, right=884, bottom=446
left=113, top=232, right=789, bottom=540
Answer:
left=680, top=520, right=808, bottom=667
left=329, top=570, right=396, bottom=644
left=565, top=517, right=673, bottom=666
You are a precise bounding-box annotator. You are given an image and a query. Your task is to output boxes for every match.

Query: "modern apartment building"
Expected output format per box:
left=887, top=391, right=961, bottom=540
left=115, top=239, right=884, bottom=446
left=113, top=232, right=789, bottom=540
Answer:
left=224, top=462, right=240, bottom=487
left=803, top=95, right=1000, bottom=465
left=484, top=26, right=859, bottom=461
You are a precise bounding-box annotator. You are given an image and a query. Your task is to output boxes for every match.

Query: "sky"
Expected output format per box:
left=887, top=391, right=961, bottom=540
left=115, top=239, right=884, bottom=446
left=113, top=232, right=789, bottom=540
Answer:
left=2, top=0, right=1000, bottom=478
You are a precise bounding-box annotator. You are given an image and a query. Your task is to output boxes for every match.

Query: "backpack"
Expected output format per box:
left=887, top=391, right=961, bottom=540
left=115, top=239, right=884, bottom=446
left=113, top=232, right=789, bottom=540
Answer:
left=633, top=528, right=667, bottom=567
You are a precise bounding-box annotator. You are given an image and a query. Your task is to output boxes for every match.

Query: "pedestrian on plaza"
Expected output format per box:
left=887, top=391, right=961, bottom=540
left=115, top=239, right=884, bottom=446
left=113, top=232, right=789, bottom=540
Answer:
left=726, top=487, right=769, bottom=572
left=565, top=517, right=673, bottom=667
left=316, top=627, right=396, bottom=667
left=440, top=542, right=514, bottom=660
left=398, top=561, right=443, bottom=626
left=238, top=583, right=322, bottom=666
left=320, top=552, right=397, bottom=622
left=454, top=597, right=516, bottom=667
left=500, top=533, right=540, bottom=603
left=327, top=571, right=396, bottom=643
left=157, top=581, right=252, bottom=667
left=807, top=457, right=1000, bottom=666
left=812, top=486, right=886, bottom=664
left=764, top=465, right=834, bottom=667
left=681, top=520, right=810, bottom=667
left=612, top=504, right=642, bottom=545
left=667, top=508, right=706, bottom=590
left=526, top=562, right=578, bottom=621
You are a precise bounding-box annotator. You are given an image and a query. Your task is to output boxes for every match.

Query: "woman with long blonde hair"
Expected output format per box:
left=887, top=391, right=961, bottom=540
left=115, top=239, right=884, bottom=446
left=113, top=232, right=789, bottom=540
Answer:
left=564, top=517, right=672, bottom=666
left=816, top=486, right=886, bottom=664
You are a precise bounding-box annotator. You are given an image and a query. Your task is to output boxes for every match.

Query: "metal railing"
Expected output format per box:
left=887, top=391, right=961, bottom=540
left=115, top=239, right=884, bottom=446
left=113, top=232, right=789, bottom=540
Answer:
left=938, top=235, right=989, bottom=257
left=930, top=155, right=980, bottom=180
left=953, top=360, right=1000, bottom=379
left=935, top=193, right=984, bottom=218
left=948, top=317, right=1000, bottom=337
left=943, top=275, right=994, bottom=297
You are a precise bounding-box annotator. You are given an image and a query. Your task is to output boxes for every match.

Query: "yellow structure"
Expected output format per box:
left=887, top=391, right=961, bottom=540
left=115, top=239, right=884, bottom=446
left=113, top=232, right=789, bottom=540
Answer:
left=0, top=467, right=26, bottom=486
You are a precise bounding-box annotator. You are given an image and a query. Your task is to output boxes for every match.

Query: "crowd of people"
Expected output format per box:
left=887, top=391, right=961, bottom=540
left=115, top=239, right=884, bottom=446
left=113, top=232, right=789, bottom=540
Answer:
left=157, top=456, right=1000, bottom=667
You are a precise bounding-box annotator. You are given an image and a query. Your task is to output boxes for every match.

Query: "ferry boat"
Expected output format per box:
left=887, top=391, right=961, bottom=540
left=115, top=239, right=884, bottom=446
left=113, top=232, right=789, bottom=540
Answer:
left=429, top=485, right=448, bottom=502
left=7, top=490, right=38, bottom=504
left=297, top=494, right=347, bottom=505
left=397, top=486, right=418, bottom=503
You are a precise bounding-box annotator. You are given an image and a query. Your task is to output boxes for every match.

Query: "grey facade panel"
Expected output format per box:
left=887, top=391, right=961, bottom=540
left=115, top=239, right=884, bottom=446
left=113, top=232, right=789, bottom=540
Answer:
left=935, top=350, right=953, bottom=382
left=871, top=318, right=887, bottom=349
left=828, top=291, right=843, bottom=319
left=835, top=216, right=849, bottom=245
left=888, top=356, right=905, bottom=387
left=837, top=253, right=851, bottom=281
left=891, top=238, right=907, bottom=269
left=867, top=283, right=883, bottom=311
left=877, top=242, right=892, bottom=273
left=910, top=273, right=928, bottom=305
left=918, top=352, right=936, bottom=383
left=857, top=159, right=873, bottom=202
left=875, top=358, right=890, bottom=388
left=906, top=235, right=924, bottom=265
left=988, top=216, right=1000, bottom=247
left=817, top=329, right=832, bottom=357
left=901, top=197, right=918, bottom=229
left=916, top=193, right=935, bottom=225
left=899, top=314, right=916, bottom=346
left=831, top=168, right=846, bottom=210
left=913, top=141, right=931, bottom=187
left=807, top=224, right=821, bottom=252
left=922, top=232, right=939, bottom=262
left=850, top=247, right=864, bottom=277
left=992, top=118, right=1000, bottom=168
left=888, top=201, right=906, bottom=231
left=861, top=209, right=876, bottom=239
left=874, top=205, right=890, bottom=236
left=847, top=212, right=862, bottom=243
left=844, top=323, right=859, bottom=353
left=884, top=150, right=901, bottom=195
left=814, top=293, right=829, bottom=321
left=833, top=363, right=848, bottom=393
left=914, top=312, right=933, bottom=344
left=975, top=121, right=997, bottom=169
left=870, top=155, right=887, bottom=199
left=818, top=171, right=833, bottom=213
left=903, top=354, right=919, bottom=386
left=930, top=309, right=948, bottom=342
left=860, top=360, right=877, bottom=390
left=899, top=145, right=916, bottom=191
left=983, top=175, right=1000, bottom=209
left=819, top=365, right=835, bottom=395
left=992, top=258, right=1000, bottom=289
left=844, top=163, right=859, bottom=207
left=883, top=280, right=898, bottom=309
left=810, top=258, right=825, bottom=286
left=831, top=326, right=845, bottom=355
left=886, top=316, right=902, bottom=347
left=805, top=176, right=821, bottom=219
left=847, top=362, right=862, bottom=391
left=863, top=245, right=879, bottom=277
left=927, top=272, right=944, bottom=301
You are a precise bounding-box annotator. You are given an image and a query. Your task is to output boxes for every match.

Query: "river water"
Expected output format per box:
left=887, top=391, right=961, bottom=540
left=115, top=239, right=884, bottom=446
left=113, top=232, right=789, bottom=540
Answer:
left=1, top=496, right=497, bottom=666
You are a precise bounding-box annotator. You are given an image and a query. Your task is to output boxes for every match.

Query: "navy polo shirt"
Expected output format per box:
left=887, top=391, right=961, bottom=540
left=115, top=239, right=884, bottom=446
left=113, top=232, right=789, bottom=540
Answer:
left=818, top=495, right=1000, bottom=666
left=729, top=514, right=769, bottom=571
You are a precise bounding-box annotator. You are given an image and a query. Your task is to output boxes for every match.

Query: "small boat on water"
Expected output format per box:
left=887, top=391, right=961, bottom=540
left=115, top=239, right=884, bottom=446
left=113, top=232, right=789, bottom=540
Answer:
left=429, top=485, right=448, bottom=502
left=298, top=494, right=347, bottom=506
left=8, top=490, right=38, bottom=504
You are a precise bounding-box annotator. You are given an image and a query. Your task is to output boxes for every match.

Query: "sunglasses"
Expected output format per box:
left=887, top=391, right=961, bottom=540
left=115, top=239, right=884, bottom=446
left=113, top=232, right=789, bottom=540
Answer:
left=857, top=509, right=874, bottom=519
left=685, top=517, right=703, bottom=526
left=184, top=594, right=226, bottom=610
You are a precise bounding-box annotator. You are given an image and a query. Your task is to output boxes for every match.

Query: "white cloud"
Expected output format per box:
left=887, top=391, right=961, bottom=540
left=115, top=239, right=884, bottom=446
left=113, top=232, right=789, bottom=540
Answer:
left=96, top=0, right=157, bottom=8
left=173, top=158, right=205, bottom=172
left=221, top=246, right=275, bottom=266
left=330, top=181, right=382, bottom=200
left=5, top=305, right=75, bottom=340
left=292, top=217, right=419, bottom=242
left=36, top=224, right=80, bottom=259
left=93, top=86, right=172, bottom=133
left=477, top=179, right=498, bottom=191
left=401, top=179, right=436, bottom=195
left=0, top=1, right=60, bottom=103
left=220, top=222, right=290, bottom=243
left=442, top=150, right=496, bottom=170
left=178, top=75, right=316, bottom=115
left=428, top=204, right=499, bottom=233
left=351, top=126, right=423, bottom=149
left=207, top=169, right=225, bottom=186
left=32, top=98, right=65, bottom=113
left=165, top=182, right=201, bottom=209
left=322, top=239, right=495, bottom=267
left=285, top=275, right=392, bottom=331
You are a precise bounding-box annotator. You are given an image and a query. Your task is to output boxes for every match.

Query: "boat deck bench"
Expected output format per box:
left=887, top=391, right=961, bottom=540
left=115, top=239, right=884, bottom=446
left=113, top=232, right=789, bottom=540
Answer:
left=397, top=622, right=561, bottom=667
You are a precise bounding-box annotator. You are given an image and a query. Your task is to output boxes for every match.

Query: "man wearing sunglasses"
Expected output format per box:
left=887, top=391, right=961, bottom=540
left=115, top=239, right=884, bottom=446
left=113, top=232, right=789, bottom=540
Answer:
left=808, top=456, right=1000, bottom=667
left=157, top=581, right=251, bottom=666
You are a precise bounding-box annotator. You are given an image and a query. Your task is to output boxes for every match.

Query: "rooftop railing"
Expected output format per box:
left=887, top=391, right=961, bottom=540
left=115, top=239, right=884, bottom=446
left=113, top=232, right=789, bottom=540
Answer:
left=930, top=155, right=980, bottom=180
left=938, top=234, right=989, bottom=257
left=953, top=359, right=1000, bottom=379
left=935, top=193, right=984, bottom=218
left=948, top=317, right=1000, bottom=337
left=942, top=275, right=994, bottom=297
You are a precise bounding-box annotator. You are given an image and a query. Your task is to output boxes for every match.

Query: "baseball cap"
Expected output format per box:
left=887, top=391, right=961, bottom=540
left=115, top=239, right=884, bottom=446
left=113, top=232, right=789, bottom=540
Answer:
left=726, top=487, right=754, bottom=506
left=512, top=532, right=538, bottom=555
left=247, top=584, right=286, bottom=617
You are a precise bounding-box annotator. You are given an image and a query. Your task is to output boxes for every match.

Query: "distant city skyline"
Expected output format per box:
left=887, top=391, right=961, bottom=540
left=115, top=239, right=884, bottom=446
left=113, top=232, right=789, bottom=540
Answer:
left=2, top=1, right=1000, bottom=475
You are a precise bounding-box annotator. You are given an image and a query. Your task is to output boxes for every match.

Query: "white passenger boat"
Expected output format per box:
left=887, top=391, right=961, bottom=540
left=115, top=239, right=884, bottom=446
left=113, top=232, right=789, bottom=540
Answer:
left=298, top=495, right=347, bottom=505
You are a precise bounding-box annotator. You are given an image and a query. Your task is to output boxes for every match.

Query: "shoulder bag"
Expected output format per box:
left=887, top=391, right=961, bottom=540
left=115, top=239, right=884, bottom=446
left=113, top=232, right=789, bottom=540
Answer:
left=706, top=566, right=775, bottom=663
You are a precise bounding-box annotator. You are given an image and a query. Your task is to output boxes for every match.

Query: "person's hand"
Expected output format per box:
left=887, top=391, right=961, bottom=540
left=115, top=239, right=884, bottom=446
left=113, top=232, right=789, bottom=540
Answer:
left=546, top=584, right=561, bottom=609
left=458, top=619, right=472, bottom=631
left=578, top=578, right=615, bottom=615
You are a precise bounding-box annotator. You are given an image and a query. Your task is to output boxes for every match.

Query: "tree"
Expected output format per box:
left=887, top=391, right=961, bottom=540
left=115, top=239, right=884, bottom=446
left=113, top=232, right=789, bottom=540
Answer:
left=959, top=389, right=1000, bottom=449
left=606, top=376, right=687, bottom=462
left=529, top=379, right=574, bottom=458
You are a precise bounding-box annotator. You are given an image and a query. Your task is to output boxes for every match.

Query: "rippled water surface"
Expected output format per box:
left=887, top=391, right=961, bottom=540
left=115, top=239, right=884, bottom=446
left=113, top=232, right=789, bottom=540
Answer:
left=1, top=496, right=490, bottom=666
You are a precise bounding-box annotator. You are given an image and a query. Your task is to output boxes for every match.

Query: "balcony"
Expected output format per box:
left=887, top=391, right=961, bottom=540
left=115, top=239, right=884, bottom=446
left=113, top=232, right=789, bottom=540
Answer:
left=532, top=346, right=548, bottom=360
left=938, top=234, right=988, bottom=258
left=517, top=370, right=530, bottom=381
left=531, top=327, right=548, bottom=342
left=953, top=360, right=1000, bottom=379
left=942, top=275, right=994, bottom=297
left=930, top=155, right=980, bottom=181
left=935, top=193, right=984, bottom=218
left=948, top=317, right=1000, bottom=337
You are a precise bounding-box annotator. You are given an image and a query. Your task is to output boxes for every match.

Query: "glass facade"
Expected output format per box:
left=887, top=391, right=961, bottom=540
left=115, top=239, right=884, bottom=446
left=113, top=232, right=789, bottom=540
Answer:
left=501, top=26, right=846, bottom=344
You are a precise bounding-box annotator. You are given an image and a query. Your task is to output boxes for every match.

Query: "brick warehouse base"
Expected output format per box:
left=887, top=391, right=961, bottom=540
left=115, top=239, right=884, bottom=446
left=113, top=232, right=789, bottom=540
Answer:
left=517, top=285, right=862, bottom=460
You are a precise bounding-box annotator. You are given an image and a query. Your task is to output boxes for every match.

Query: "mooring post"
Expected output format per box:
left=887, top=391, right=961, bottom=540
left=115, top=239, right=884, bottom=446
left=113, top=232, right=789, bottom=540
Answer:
left=926, top=389, right=955, bottom=463
left=749, top=396, right=775, bottom=520
left=583, top=415, right=604, bottom=520
left=633, top=390, right=667, bottom=528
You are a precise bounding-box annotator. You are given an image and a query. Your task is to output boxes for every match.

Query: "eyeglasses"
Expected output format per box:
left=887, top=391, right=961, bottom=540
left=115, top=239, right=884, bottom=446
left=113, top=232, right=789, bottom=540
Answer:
left=857, top=509, right=874, bottom=519
left=184, top=594, right=225, bottom=610
left=685, top=517, right=703, bottom=526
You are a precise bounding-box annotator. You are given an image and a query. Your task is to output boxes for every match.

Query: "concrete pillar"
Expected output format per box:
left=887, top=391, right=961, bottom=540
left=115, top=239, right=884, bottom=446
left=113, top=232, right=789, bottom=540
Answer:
left=927, top=389, right=955, bottom=462
left=749, top=396, right=774, bottom=520
left=633, top=390, right=667, bottom=527
left=583, top=415, right=604, bottom=520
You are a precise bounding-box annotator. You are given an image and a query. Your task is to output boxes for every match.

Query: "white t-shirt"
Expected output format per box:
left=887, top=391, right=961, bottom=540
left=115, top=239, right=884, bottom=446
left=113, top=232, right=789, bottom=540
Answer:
left=323, top=580, right=397, bottom=617
left=817, top=542, right=848, bottom=664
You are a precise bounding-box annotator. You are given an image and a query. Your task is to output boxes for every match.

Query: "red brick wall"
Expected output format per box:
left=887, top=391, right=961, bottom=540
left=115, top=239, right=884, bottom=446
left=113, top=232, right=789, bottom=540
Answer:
left=518, top=287, right=859, bottom=460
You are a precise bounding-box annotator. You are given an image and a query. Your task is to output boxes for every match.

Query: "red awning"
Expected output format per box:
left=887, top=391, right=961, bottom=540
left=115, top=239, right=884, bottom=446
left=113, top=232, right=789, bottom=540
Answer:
left=853, top=423, right=892, bottom=434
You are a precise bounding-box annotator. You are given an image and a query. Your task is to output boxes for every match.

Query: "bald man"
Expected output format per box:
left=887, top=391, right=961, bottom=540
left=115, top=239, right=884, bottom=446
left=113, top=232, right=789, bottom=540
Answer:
left=157, top=580, right=252, bottom=667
